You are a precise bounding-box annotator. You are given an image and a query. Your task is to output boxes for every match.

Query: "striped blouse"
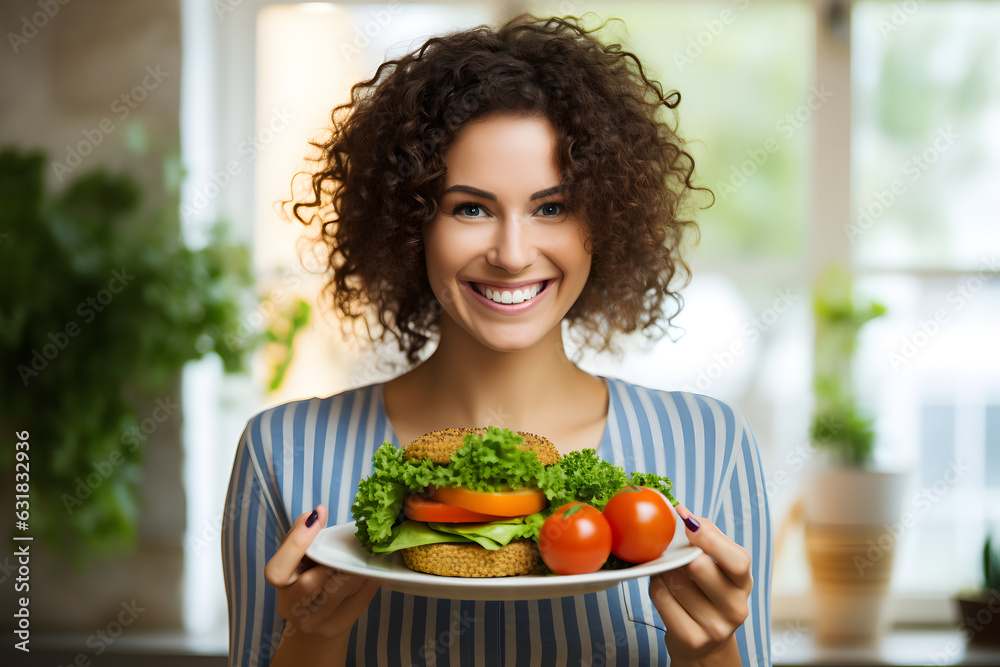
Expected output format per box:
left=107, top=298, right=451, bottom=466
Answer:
left=222, top=376, right=772, bottom=666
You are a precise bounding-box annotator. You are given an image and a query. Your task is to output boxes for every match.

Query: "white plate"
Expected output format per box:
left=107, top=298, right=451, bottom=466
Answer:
left=306, top=504, right=701, bottom=601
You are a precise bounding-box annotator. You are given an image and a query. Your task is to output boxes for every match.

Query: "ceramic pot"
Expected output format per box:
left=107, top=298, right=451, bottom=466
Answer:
left=802, top=466, right=909, bottom=645
left=956, top=591, right=1000, bottom=646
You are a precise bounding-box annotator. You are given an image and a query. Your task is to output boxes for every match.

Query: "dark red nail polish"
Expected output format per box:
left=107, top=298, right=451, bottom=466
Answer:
left=684, top=516, right=700, bottom=532
left=306, top=510, right=319, bottom=528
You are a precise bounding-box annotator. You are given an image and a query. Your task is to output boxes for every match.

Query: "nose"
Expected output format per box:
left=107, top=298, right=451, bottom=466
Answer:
left=486, top=215, right=537, bottom=273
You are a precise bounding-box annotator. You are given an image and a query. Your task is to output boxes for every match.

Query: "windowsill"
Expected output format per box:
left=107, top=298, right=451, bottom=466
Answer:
left=6, top=627, right=999, bottom=666
left=24, top=630, right=229, bottom=655
left=772, top=627, right=998, bottom=666
left=3, top=631, right=228, bottom=667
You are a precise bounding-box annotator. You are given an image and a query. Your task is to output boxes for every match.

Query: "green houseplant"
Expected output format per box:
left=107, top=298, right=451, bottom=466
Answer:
left=956, top=534, right=1000, bottom=646
left=809, top=263, right=886, bottom=465
left=801, top=264, right=910, bottom=645
left=0, top=148, right=258, bottom=561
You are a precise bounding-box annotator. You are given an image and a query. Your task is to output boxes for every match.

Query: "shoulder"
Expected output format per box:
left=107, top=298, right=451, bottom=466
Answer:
left=241, top=382, right=385, bottom=435
left=604, top=375, right=752, bottom=434
left=601, top=376, right=761, bottom=517
left=232, top=382, right=391, bottom=519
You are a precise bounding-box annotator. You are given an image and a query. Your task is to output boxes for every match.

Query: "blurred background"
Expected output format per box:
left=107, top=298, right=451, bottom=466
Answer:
left=1, top=0, right=998, bottom=665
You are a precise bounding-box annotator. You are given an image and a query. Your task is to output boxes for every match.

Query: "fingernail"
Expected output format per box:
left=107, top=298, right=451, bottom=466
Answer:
left=684, top=516, right=700, bottom=533
left=306, top=510, right=319, bottom=528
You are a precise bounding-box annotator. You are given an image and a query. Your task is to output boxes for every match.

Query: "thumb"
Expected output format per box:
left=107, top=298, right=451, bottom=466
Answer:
left=674, top=503, right=703, bottom=535
left=674, top=503, right=752, bottom=586
left=675, top=503, right=722, bottom=547
left=264, top=505, right=329, bottom=588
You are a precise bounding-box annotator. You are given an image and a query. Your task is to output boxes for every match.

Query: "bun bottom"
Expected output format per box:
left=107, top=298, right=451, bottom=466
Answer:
left=401, top=539, right=540, bottom=577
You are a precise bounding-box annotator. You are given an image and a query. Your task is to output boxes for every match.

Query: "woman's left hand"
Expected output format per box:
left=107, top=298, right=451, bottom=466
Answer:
left=648, top=504, right=753, bottom=665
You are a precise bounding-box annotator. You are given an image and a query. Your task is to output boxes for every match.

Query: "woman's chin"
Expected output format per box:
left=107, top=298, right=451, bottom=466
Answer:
left=468, top=326, right=556, bottom=355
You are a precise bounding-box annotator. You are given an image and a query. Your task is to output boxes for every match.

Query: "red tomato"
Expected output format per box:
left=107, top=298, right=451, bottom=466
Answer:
left=404, top=494, right=512, bottom=523
left=602, top=486, right=675, bottom=563
left=428, top=485, right=548, bottom=517
left=538, top=502, right=612, bottom=575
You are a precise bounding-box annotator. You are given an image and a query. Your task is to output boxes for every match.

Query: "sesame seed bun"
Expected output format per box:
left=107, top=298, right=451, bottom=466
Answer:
left=401, top=540, right=541, bottom=577
left=404, top=427, right=561, bottom=465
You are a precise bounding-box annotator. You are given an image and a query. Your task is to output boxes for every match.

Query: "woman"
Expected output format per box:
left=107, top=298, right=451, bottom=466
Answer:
left=223, top=14, right=771, bottom=666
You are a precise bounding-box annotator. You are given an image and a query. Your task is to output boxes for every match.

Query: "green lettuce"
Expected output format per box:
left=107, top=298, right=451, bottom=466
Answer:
left=629, top=470, right=677, bottom=506
left=444, top=427, right=547, bottom=491
left=371, top=520, right=472, bottom=553
left=430, top=514, right=544, bottom=550
left=370, top=515, right=545, bottom=554
left=351, top=444, right=409, bottom=550
left=537, top=449, right=676, bottom=512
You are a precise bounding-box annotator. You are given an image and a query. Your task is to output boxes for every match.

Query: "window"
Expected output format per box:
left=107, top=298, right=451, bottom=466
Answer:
left=180, top=0, right=999, bottom=639
left=851, top=0, right=1000, bottom=602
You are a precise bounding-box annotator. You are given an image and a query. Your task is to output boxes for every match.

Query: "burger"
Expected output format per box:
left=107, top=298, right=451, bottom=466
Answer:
left=351, top=425, right=676, bottom=577
left=351, top=426, right=558, bottom=577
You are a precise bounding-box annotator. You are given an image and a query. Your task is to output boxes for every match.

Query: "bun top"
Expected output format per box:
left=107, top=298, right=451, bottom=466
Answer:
left=404, top=427, right=561, bottom=466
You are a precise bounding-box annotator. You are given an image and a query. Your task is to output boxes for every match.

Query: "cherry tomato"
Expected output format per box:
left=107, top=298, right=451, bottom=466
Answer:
left=538, top=502, right=612, bottom=575
left=602, top=486, right=675, bottom=563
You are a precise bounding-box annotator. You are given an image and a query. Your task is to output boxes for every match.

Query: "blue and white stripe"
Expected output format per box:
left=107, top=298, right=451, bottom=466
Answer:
left=222, top=377, right=773, bottom=666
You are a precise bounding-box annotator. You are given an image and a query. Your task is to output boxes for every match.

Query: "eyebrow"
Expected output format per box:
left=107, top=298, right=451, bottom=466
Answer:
left=442, top=184, right=564, bottom=201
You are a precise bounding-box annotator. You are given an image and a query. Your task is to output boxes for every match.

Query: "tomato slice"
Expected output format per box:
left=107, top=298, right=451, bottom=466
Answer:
left=404, top=494, right=511, bottom=523
left=427, top=485, right=547, bottom=517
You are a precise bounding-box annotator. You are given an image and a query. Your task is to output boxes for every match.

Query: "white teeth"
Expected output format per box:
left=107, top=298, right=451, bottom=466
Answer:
left=475, top=282, right=544, bottom=305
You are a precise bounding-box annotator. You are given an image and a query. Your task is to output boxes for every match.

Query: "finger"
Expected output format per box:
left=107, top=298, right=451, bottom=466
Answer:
left=298, top=572, right=381, bottom=637
left=314, top=577, right=381, bottom=637
left=290, top=568, right=369, bottom=630
left=674, top=504, right=752, bottom=589
left=264, top=505, right=329, bottom=588
left=276, top=565, right=336, bottom=621
left=681, top=553, right=750, bottom=623
left=674, top=556, right=751, bottom=638
left=649, top=572, right=710, bottom=647
left=653, top=568, right=739, bottom=648
left=661, top=567, right=716, bottom=621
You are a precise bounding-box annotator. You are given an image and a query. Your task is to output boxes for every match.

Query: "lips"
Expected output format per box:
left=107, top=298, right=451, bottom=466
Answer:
left=470, top=280, right=547, bottom=305
left=462, top=279, right=554, bottom=311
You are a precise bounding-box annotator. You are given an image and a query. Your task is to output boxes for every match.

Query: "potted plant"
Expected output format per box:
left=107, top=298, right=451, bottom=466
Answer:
left=801, top=264, right=909, bottom=644
left=1, top=147, right=314, bottom=631
left=0, top=147, right=260, bottom=562
left=956, top=534, right=1000, bottom=646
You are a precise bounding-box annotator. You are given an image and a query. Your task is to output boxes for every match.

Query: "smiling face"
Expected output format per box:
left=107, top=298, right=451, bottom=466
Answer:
left=423, top=113, right=593, bottom=353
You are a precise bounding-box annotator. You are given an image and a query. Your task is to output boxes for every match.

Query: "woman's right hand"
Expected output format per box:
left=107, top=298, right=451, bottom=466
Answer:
left=264, top=505, right=380, bottom=664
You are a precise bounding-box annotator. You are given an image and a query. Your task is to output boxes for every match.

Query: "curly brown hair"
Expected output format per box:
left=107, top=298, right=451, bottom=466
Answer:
left=292, top=13, right=706, bottom=365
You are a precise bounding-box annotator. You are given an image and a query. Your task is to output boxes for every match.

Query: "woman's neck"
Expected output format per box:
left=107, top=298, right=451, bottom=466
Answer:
left=382, top=317, right=609, bottom=451
left=433, top=323, right=583, bottom=421
left=394, top=318, right=591, bottom=429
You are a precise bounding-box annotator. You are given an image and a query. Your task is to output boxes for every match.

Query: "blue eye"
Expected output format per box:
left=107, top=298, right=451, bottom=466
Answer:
left=538, top=202, right=564, bottom=217
left=452, top=203, right=484, bottom=217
